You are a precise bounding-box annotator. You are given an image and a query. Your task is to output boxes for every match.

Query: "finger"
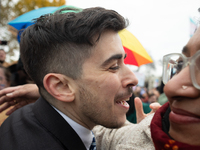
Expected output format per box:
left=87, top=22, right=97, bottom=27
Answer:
left=8, top=100, right=18, bottom=105
left=0, top=98, right=19, bottom=113
left=5, top=109, right=14, bottom=116
left=0, top=102, right=11, bottom=113
left=0, top=90, right=22, bottom=105
left=0, top=86, right=22, bottom=99
left=6, top=105, right=20, bottom=115
left=6, top=88, right=22, bottom=98
left=5, top=101, right=27, bottom=115
left=0, top=86, right=16, bottom=97
left=0, top=95, right=9, bottom=105
left=149, top=102, right=161, bottom=113
left=0, top=93, right=17, bottom=105
left=0, top=88, right=19, bottom=105
left=134, top=97, right=145, bottom=123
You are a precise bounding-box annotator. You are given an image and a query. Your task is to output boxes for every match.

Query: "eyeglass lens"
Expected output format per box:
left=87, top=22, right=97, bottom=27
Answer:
left=163, top=54, right=183, bottom=84
left=163, top=52, right=200, bottom=90
left=194, top=55, right=200, bottom=87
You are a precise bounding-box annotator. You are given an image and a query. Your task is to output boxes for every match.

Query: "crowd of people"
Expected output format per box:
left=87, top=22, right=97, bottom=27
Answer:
left=0, top=5, right=199, bottom=150
left=133, top=86, right=160, bottom=104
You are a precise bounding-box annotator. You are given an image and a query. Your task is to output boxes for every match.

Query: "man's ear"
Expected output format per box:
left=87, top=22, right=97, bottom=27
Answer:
left=43, top=73, right=75, bottom=102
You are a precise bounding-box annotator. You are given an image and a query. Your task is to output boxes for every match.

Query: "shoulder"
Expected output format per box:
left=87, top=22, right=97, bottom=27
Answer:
left=0, top=102, right=66, bottom=150
left=0, top=103, right=50, bottom=149
left=0, top=103, right=36, bottom=149
left=93, top=114, right=155, bottom=150
left=0, top=103, right=35, bottom=135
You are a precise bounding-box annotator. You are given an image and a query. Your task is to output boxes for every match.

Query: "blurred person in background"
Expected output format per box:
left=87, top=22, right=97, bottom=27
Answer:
left=8, top=57, right=33, bottom=86
left=126, top=93, right=152, bottom=123
left=127, top=86, right=151, bottom=123
left=133, top=86, right=141, bottom=97
left=140, top=87, right=149, bottom=103
left=0, top=49, right=10, bottom=68
left=148, top=87, right=160, bottom=99
left=148, top=93, right=158, bottom=104
left=0, top=65, right=11, bottom=89
left=157, top=81, right=168, bottom=105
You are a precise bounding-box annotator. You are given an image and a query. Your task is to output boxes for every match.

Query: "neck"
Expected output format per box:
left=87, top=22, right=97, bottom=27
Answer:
left=54, top=101, right=95, bottom=130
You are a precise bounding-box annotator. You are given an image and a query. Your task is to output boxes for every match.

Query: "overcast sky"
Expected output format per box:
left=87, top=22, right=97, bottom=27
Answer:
left=67, top=0, right=200, bottom=76
left=2, top=0, right=200, bottom=76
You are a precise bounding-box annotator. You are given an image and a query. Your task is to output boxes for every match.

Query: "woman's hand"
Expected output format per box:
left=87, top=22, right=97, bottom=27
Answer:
left=134, top=97, right=161, bottom=123
left=0, top=84, right=40, bottom=115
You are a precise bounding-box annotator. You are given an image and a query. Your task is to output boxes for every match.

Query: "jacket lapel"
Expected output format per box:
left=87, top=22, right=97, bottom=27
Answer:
left=33, top=97, right=86, bottom=150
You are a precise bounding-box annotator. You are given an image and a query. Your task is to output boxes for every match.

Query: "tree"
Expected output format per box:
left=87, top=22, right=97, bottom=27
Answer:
left=13, top=0, right=66, bottom=17
left=0, top=0, right=66, bottom=63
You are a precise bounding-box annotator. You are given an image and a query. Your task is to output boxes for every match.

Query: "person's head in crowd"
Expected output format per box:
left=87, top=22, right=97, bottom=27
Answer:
left=133, top=86, right=141, bottom=97
left=148, top=88, right=160, bottom=98
left=9, top=57, right=34, bottom=86
left=140, top=89, right=149, bottom=103
left=0, top=49, right=6, bottom=64
left=148, top=93, right=157, bottom=104
left=20, top=7, right=138, bottom=129
left=162, top=24, right=200, bottom=146
left=0, top=65, right=11, bottom=90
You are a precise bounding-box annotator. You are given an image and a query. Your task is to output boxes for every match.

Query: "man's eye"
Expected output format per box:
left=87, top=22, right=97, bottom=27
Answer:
left=109, top=64, right=120, bottom=70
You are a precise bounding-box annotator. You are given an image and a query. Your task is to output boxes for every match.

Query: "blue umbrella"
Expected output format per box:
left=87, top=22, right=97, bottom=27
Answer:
left=8, top=7, right=58, bottom=30
left=8, top=5, right=81, bottom=31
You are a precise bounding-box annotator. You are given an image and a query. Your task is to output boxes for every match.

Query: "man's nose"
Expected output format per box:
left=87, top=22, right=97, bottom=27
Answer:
left=121, top=65, right=138, bottom=88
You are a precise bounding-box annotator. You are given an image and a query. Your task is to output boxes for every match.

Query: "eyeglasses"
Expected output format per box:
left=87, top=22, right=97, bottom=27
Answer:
left=162, top=50, right=200, bottom=90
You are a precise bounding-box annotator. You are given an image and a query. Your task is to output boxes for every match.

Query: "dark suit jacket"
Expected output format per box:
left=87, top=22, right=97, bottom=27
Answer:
left=0, top=97, right=86, bottom=150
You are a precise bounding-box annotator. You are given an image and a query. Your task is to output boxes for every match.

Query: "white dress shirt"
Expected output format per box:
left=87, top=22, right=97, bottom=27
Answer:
left=52, top=106, right=93, bottom=150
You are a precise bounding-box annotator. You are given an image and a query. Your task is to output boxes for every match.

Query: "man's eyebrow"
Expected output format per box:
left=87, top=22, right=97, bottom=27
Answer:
left=101, top=53, right=125, bottom=67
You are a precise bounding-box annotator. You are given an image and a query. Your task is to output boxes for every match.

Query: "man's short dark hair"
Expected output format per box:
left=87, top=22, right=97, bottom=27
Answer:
left=20, top=7, right=128, bottom=89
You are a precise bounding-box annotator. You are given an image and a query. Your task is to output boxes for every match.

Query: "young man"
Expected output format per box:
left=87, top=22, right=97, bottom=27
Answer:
left=0, top=7, right=138, bottom=150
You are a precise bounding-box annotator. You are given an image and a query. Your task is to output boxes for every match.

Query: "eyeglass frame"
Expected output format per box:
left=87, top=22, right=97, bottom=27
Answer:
left=162, top=50, right=200, bottom=90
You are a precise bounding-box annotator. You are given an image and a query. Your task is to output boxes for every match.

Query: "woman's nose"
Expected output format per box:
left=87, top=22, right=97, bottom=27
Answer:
left=164, top=66, right=199, bottom=99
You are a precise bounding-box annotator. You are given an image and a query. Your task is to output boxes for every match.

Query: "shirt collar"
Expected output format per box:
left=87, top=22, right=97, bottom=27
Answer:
left=52, top=105, right=93, bottom=150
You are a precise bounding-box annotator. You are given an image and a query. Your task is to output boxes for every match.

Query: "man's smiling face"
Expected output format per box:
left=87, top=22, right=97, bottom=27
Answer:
left=73, top=30, right=138, bottom=129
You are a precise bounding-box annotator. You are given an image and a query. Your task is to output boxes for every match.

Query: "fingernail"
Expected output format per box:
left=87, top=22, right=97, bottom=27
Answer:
left=6, top=93, right=13, bottom=96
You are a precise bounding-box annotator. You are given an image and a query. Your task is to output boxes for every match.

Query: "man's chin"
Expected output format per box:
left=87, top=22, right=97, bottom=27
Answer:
left=101, top=120, right=126, bottom=129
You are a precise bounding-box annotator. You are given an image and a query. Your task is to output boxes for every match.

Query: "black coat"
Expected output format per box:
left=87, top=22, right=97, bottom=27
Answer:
left=0, top=97, right=86, bottom=150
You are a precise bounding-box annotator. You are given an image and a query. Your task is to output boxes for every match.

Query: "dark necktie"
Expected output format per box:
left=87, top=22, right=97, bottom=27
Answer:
left=89, top=132, right=96, bottom=150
